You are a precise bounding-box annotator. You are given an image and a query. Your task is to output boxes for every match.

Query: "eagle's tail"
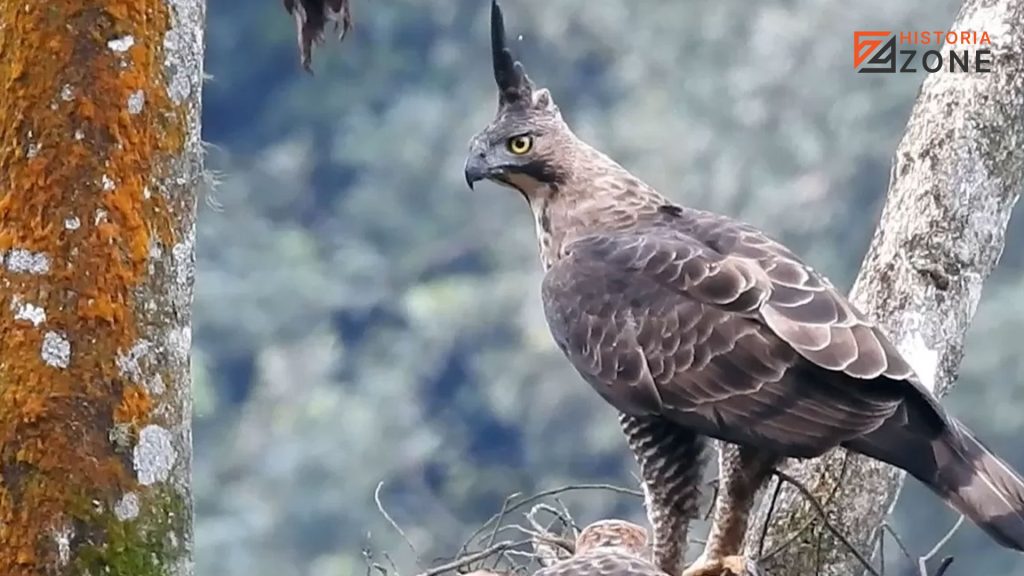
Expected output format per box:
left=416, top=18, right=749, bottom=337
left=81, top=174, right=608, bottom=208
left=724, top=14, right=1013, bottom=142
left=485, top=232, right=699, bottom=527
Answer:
left=847, top=415, right=1024, bottom=551
left=932, top=418, right=1024, bottom=550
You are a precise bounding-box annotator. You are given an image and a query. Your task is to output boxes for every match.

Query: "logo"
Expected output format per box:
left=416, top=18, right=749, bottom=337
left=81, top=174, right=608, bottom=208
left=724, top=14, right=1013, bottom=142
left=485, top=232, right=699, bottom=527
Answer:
left=854, top=30, right=992, bottom=73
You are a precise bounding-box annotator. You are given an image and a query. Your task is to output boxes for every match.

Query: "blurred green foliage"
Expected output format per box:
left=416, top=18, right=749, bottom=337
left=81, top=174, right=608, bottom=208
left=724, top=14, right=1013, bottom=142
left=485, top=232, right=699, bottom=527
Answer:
left=195, top=1, right=1024, bottom=574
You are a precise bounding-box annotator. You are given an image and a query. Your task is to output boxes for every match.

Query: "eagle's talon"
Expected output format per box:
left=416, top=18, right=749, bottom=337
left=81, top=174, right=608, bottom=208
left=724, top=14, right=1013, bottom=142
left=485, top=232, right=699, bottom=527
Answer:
left=723, top=555, right=762, bottom=576
left=682, top=555, right=761, bottom=576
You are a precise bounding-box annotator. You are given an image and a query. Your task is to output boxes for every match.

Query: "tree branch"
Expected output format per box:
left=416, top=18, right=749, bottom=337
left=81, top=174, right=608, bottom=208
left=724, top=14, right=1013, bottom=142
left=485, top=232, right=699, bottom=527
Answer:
left=459, top=483, right=642, bottom=559
left=745, top=0, right=1024, bottom=574
left=918, top=516, right=964, bottom=576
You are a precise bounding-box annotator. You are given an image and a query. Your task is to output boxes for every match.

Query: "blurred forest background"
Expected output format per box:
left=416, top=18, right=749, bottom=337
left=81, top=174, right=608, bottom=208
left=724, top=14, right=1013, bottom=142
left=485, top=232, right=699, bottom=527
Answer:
left=195, top=0, right=1024, bottom=574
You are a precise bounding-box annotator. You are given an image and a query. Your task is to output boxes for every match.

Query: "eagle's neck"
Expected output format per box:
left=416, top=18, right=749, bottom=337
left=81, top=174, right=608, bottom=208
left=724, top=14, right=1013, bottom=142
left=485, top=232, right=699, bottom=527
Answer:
left=501, top=132, right=669, bottom=269
left=528, top=170, right=667, bottom=270
left=529, top=190, right=560, bottom=271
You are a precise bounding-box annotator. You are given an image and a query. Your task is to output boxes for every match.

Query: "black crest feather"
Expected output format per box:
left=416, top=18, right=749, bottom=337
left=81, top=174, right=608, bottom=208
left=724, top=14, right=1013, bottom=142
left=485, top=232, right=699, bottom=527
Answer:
left=490, top=0, right=533, bottom=105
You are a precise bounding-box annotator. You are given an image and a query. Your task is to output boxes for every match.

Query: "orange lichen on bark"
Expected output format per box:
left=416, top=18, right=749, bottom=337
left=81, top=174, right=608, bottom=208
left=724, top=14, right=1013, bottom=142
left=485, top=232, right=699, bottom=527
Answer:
left=114, top=385, right=154, bottom=433
left=0, top=2, right=186, bottom=574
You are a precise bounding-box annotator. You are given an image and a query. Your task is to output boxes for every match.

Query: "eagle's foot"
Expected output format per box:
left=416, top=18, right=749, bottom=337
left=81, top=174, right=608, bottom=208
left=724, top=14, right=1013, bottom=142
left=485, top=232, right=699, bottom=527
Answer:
left=681, top=555, right=761, bottom=576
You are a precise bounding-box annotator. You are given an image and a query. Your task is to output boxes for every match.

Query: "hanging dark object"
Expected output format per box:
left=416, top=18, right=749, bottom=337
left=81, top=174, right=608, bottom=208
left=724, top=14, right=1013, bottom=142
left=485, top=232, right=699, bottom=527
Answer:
left=283, top=0, right=352, bottom=73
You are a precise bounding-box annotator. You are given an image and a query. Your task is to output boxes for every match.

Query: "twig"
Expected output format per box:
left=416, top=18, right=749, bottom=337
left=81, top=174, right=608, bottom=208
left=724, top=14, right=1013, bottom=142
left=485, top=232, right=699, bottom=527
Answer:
left=757, top=477, right=784, bottom=556
left=525, top=506, right=554, bottom=540
left=530, top=503, right=576, bottom=537
left=460, top=484, right=642, bottom=556
left=704, top=476, right=721, bottom=522
left=412, top=540, right=531, bottom=576
left=881, top=522, right=914, bottom=562
left=363, top=531, right=400, bottom=576
left=770, top=470, right=881, bottom=576
left=878, top=524, right=885, bottom=576
left=760, top=511, right=817, bottom=562
left=552, top=498, right=579, bottom=533
left=508, top=561, right=532, bottom=576
left=362, top=546, right=391, bottom=576
left=932, top=557, right=955, bottom=576
left=383, top=551, right=400, bottom=575
left=485, top=492, right=522, bottom=549
left=375, top=481, right=422, bottom=567
left=504, top=548, right=548, bottom=562
left=503, top=522, right=575, bottom=554
left=523, top=503, right=576, bottom=568
left=918, top=515, right=964, bottom=576
left=814, top=524, right=825, bottom=576
left=759, top=457, right=851, bottom=562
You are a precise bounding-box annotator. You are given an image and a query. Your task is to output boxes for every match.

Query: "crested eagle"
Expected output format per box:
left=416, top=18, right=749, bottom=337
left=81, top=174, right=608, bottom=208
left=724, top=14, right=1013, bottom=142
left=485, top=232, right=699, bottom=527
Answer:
left=463, top=2, right=1024, bottom=575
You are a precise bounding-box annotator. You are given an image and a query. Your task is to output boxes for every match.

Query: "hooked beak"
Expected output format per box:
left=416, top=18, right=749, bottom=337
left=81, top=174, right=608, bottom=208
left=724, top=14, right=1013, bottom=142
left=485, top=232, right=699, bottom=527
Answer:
left=464, top=153, right=492, bottom=190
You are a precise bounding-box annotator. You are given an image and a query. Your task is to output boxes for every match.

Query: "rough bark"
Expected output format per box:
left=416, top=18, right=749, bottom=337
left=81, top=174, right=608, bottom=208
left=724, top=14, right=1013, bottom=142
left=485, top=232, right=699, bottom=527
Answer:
left=743, top=0, right=1024, bottom=574
left=0, top=1, right=204, bottom=575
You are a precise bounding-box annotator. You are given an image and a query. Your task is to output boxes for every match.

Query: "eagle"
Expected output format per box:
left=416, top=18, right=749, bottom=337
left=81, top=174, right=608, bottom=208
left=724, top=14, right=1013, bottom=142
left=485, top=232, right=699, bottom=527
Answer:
left=533, top=519, right=680, bottom=576
left=465, top=520, right=680, bottom=576
left=463, top=2, right=1024, bottom=575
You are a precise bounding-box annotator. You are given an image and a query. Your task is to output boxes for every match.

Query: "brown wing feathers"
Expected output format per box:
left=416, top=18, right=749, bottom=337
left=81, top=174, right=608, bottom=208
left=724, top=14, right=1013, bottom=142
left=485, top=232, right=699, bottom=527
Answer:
left=542, top=209, right=1024, bottom=550
left=543, top=231, right=904, bottom=456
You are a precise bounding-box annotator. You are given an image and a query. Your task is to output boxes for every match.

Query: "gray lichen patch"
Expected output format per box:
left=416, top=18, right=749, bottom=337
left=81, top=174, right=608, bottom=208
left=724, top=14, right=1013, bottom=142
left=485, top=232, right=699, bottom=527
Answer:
left=109, top=422, right=134, bottom=451
left=107, top=34, right=136, bottom=52
left=117, top=339, right=153, bottom=383
left=12, top=298, right=46, bottom=326
left=145, top=374, right=166, bottom=396
left=163, top=0, right=204, bottom=106
left=5, top=248, right=51, bottom=274
left=53, top=524, right=74, bottom=566
left=114, top=492, right=141, bottom=521
left=133, top=425, right=177, bottom=485
left=41, top=330, right=71, bottom=368
left=148, top=237, right=164, bottom=262
left=165, top=326, right=191, bottom=363
left=128, top=89, right=146, bottom=115
left=171, top=240, right=191, bottom=286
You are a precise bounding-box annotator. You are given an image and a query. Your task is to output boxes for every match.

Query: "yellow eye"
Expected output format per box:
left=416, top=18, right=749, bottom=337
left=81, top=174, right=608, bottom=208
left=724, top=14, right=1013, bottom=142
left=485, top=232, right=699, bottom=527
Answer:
left=507, top=135, right=533, bottom=155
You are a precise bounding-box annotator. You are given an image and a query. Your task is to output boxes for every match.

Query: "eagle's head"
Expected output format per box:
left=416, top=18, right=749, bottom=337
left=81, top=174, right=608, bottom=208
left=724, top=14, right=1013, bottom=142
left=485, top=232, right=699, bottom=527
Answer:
left=463, top=0, right=578, bottom=198
left=574, top=519, right=650, bottom=556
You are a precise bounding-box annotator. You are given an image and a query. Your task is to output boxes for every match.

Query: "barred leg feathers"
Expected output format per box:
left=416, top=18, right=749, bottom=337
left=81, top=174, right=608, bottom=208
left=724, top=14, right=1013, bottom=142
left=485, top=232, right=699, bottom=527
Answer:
left=620, top=414, right=708, bottom=576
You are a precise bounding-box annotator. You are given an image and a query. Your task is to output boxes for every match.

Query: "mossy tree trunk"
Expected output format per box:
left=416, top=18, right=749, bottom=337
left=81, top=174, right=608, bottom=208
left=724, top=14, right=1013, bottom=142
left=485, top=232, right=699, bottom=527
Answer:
left=744, top=0, right=1024, bottom=574
left=0, top=1, right=204, bottom=575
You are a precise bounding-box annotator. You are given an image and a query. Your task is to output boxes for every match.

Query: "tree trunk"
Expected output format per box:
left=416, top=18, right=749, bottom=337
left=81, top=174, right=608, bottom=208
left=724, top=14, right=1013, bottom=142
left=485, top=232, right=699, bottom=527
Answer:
left=744, top=0, right=1024, bottom=574
left=0, top=1, right=204, bottom=575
